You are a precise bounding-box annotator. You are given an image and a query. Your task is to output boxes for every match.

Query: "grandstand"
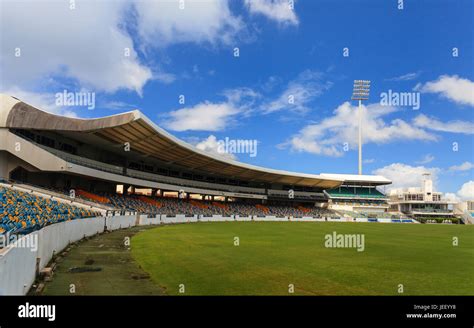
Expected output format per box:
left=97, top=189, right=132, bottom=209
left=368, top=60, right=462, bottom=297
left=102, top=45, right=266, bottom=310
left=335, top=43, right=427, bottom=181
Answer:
left=326, top=186, right=386, bottom=199
left=321, top=174, right=392, bottom=219
left=0, top=184, right=100, bottom=236
left=101, top=192, right=335, bottom=218
left=0, top=93, right=394, bottom=224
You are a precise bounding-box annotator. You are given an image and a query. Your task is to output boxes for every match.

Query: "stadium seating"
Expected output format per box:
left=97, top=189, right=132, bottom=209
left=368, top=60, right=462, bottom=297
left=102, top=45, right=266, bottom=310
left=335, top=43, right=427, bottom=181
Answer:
left=0, top=186, right=100, bottom=235
left=212, top=201, right=228, bottom=210
left=101, top=193, right=337, bottom=218
left=255, top=204, right=269, bottom=214
left=76, top=189, right=110, bottom=204
left=327, top=187, right=386, bottom=199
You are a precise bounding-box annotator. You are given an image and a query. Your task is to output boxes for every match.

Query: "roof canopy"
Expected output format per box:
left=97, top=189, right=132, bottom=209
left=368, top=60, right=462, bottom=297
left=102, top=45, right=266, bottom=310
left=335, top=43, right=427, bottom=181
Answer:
left=0, top=94, right=391, bottom=189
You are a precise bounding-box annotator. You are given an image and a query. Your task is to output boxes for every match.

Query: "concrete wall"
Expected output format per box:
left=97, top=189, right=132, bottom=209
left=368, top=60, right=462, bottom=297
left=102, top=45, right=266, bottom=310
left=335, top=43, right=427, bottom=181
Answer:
left=0, top=217, right=105, bottom=295
left=254, top=216, right=288, bottom=222
left=138, top=215, right=161, bottom=226
left=161, top=215, right=198, bottom=224
left=105, top=215, right=138, bottom=231
left=200, top=215, right=234, bottom=222
left=235, top=215, right=252, bottom=221
left=0, top=130, right=68, bottom=176
left=36, top=218, right=105, bottom=269
left=292, top=217, right=325, bottom=222
left=0, top=234, right=38, bottom=295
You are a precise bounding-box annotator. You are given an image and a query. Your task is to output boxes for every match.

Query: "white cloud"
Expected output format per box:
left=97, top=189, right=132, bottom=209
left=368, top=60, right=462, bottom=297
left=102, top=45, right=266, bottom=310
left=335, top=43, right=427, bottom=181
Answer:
left=281, top=102, right=437, bottom=156
left=415, top=154, right=435, bottom=165
left=245, top=0, right=299, bottom=25
left=413, top=114, right=474, bottom=134
left=444, top=193, right=459, bottom=202
left=261, top=75, right=282, bottom=92
left=386, top=72, right=420, bottom=81
left=222, top=87, right=261, bottom=110
left=163, top=102, right=240, bottom=132
left=373, top=163, right=440, bottom=191
left=0, top=0, right=152, bottom=95
left=457, top=181, right=474, bottom=200
left=102, top=100, right=136, bottom=111
left=193, top=135, right=237, bottom=160
left=135, top=0, right=243, bottom=47
left=162, top=86, right=260, bottom=131
left=1, top=0, right=247, bottom=96
left=449, top=162, right=474, bottom=172
left=163, top=69, right=331, bottom=133
left=416, top=75, right=474, bottom=106
left=261, top=70, right=332, bottom=114
left=154, top=72, right=177, bottom=84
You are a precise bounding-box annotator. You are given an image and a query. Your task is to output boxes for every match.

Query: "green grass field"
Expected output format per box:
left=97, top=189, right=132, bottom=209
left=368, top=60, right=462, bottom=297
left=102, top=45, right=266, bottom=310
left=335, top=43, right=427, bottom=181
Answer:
left=131, top=222, right=474, bottom=295
left=41, top=222, right=474, bottom=296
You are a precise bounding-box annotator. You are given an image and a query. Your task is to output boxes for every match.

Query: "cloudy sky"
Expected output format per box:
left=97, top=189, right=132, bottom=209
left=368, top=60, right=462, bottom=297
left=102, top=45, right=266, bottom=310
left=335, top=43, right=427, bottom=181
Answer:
left=0, top=0, right=473, bottom=199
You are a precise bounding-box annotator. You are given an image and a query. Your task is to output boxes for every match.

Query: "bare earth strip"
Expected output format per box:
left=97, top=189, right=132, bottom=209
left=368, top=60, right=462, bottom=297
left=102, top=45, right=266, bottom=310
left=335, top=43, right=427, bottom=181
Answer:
left=40, top=226, right=165, bottom=295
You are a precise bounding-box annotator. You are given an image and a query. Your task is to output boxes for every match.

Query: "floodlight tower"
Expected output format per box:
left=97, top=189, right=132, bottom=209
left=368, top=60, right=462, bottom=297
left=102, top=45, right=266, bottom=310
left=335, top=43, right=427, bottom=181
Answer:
left=351, top=80, right=371, bottom=175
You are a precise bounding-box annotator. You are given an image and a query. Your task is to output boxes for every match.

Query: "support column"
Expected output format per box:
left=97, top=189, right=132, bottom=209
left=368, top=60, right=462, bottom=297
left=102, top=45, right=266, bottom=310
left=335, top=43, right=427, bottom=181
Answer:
left=0, top=152, right=9, bottom=181
left=123, top=184, right=130, bottom=195
left=358, top=99, right=362, bottom=175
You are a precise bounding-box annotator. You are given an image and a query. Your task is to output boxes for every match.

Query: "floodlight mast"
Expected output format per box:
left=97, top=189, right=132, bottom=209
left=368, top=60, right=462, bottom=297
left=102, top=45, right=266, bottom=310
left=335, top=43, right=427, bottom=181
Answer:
left=351, top=80, right=371, bottom=175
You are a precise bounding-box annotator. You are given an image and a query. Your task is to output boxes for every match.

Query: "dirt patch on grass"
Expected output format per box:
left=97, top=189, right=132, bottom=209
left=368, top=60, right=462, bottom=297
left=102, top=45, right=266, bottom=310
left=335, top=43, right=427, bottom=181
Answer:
left=37, top=226, right=165, bottom=295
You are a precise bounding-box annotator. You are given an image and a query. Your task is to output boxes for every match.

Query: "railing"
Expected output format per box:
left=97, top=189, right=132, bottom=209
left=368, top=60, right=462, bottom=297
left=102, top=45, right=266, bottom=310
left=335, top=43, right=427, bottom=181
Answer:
left=37, top=144, right=267, bottom=195
left=267, top=189, right=324, bottom=199
left=127, top=169, right=265, bottom=194
left=411, top=209, right=452, bottom=213
left=39, top=145, right=123, bottom=175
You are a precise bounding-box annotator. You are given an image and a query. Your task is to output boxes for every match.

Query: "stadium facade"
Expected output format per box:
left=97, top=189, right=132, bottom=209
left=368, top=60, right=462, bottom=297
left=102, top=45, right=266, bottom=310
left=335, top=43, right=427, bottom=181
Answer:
left=387, top=173, right=456, bottom=221
left=0, top=94, right=391, bottom=209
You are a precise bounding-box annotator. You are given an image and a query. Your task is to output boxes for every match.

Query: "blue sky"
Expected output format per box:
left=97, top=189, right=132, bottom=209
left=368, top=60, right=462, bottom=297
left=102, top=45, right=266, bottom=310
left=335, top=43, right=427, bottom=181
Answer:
left=0, top=0, right=473, bottom=198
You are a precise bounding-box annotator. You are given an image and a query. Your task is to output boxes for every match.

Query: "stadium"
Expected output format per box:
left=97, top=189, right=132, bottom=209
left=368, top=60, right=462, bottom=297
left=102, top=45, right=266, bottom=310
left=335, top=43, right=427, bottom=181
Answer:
left=0, top=93, right=472, bottom=296
left=1, top=0, right=473, bottom=325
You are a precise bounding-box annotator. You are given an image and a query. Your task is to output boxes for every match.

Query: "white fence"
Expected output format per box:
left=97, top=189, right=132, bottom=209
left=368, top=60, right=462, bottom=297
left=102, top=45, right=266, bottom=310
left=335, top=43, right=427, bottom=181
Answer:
left=235, top=215, right=252, bottom=221
left=254, top=216, right=288, bottom=222
left=0, top=215, right=143, bottom=295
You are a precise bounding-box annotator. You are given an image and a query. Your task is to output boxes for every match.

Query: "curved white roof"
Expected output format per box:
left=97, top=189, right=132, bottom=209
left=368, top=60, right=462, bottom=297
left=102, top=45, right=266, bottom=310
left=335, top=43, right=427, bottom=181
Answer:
left=0, top=94, right=391, bottom=188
